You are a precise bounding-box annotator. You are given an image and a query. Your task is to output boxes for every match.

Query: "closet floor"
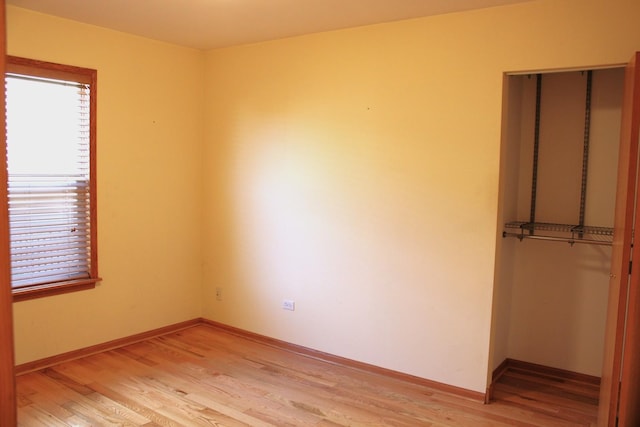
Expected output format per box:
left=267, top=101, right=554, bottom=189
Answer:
left=492, top=362, right=599, bottom=426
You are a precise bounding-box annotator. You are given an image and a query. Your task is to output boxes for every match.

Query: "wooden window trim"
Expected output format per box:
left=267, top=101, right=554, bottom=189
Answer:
left=12, top=278, right=101, bottom=302
left=7, top=56, right=101, bottom=302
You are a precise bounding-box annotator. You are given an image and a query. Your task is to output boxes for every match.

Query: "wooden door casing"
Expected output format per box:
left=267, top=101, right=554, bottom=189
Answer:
left=0, top=0, right=17, bottom=424
left=617, top=52, right=640, bottom=427
left=598, top=52, right=640, bottom=427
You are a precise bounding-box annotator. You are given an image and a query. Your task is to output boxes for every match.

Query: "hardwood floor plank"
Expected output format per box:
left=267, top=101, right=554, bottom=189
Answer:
left=18, top=372, right=84, bottom=422
left=84, top=392, right=154, bottom=425
left=495, top=377, right=598, bottom=413
left=186, top=392, right=276, bottom=426
left=499, top=370, right=598, bottom=400
left=18, top=404, right=69, bottom=427
left=492, top=367, right=598, bottom=427
left=16, top=324, right=598, bottom=426
left=87, top=382, right=187, bottom=427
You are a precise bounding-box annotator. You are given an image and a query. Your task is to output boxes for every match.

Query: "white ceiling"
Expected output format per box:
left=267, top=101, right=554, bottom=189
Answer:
left=7, top=0, right=534, bottom=50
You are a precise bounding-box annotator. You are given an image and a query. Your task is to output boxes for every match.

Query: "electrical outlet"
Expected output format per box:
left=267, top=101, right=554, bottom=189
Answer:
left=282, top=299, right=295, bottom=311
left=215, top=287, right=222, bottom=301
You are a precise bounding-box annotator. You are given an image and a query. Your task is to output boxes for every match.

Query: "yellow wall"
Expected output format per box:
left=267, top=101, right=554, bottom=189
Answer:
left=7, top=7, right=205, bottom=364
left=8, top=0, right=640, bottom=395
left=202, top=0, right=640, bottom=393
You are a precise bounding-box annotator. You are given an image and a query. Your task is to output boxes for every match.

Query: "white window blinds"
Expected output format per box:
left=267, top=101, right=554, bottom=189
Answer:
left=6, top=74, right=92, bottom=288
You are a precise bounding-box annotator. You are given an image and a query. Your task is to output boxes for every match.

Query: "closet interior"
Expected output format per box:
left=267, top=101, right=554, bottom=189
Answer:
left=492, top=66, right=625, bottom=390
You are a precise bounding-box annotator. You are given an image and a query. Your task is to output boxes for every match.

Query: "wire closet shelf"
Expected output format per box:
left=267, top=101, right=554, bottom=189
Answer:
left=502, top=71, right=614, bottom=247
left=503, top=221, right=614, bottom=246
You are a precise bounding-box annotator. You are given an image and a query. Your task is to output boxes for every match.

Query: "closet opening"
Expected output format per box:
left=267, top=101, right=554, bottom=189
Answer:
left=489, top=65, right=625, bottom=421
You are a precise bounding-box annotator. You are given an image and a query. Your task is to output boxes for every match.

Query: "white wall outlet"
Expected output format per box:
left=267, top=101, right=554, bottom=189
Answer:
left=215, top=287, right=222, bottom=301
left=282, top=299, right=295, bottom=311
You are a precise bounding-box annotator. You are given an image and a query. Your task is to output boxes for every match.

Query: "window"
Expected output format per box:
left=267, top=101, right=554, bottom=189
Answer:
left=6, top=56, right=99, bottom=301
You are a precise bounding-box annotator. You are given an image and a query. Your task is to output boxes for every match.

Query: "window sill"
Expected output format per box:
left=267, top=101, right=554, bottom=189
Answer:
left=12, top=277, right=102, bottom=302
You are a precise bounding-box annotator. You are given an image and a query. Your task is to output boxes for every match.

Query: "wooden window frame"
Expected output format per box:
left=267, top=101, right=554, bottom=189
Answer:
left=6, top=56, right=100, bottom=302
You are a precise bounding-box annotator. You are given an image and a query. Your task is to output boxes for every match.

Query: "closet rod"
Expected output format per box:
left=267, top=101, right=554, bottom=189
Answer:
left=502, top=231, right=612, bottom=246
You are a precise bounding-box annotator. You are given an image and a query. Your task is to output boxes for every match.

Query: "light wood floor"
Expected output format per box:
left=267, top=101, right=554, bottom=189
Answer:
left=16, top=325, right=598, bottom=426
